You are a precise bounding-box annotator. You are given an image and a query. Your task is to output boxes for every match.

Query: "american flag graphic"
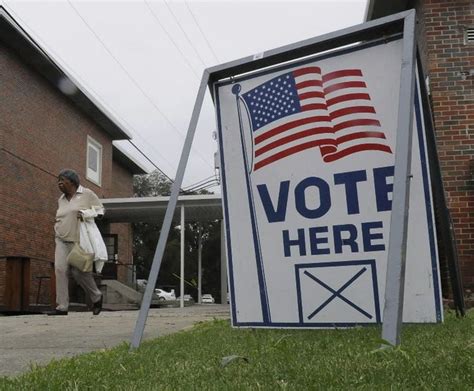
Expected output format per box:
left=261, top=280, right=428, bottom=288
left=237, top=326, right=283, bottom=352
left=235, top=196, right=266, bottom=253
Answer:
left=240, top=66, right=392, bottom=171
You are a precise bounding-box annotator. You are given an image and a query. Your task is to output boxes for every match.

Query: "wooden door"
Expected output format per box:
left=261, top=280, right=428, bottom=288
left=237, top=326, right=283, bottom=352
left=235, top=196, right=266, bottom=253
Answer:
left=4, top=257, right=30, bottom=311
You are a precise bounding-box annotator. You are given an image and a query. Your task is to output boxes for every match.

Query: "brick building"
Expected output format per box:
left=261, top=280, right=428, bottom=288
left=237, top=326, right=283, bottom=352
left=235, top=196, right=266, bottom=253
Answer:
left=366, top=0, right=474, bottom=293
left=0, top=7, right=146, bottom=312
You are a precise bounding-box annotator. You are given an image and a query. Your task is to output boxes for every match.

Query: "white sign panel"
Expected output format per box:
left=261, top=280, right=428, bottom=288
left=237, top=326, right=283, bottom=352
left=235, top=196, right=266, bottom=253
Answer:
left=214, top=37, right=443, bottom=327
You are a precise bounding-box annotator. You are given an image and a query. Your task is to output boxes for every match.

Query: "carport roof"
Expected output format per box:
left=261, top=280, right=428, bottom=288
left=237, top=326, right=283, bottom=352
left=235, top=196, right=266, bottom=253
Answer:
left=102, top=194, right=223, bottom=223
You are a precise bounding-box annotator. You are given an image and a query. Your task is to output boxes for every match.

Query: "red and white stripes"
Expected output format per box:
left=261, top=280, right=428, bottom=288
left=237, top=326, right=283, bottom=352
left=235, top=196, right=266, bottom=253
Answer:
left=249, top=66, right=392, bottom=171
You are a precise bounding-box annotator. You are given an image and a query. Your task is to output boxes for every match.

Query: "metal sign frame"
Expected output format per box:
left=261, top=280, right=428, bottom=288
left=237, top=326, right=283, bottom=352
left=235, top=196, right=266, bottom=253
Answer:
left=131, top=9, right=417, bottom=349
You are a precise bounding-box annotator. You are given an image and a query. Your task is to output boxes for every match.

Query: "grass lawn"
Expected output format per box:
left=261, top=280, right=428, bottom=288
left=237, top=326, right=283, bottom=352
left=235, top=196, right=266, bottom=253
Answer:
left=0, top=310, right=472, bottom=390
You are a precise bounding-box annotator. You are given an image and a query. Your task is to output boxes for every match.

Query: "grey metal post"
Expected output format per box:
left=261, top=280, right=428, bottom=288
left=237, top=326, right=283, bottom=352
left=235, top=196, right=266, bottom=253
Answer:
left=220, top=219, right=228, bottom=304
left=198, top=228, right=202, bottom=304
left=381, top=10, right=416, bottom=346
left=180, top=205, right=185, bottom=309
left=130, top=70, right=210, bottom=350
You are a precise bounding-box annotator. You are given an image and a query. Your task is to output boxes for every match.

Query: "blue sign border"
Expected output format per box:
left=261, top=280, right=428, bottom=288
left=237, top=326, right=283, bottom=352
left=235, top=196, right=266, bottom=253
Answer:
left=215, top=35, right=442, bottom=327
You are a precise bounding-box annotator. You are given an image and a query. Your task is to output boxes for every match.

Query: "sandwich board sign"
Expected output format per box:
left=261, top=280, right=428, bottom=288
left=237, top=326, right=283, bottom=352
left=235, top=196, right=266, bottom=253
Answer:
left=130, top=10, right=443, bottom=350
left=213, top=29, right=442, bottom=327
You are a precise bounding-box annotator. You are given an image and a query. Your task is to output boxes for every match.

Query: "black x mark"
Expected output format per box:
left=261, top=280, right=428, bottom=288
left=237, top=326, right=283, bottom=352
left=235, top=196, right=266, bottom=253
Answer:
left=304, top=267, right=372, bottom=320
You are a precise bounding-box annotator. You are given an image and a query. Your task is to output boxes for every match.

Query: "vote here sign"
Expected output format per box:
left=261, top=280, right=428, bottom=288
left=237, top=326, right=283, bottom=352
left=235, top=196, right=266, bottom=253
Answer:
left=214, top=36, right=443, bottom=327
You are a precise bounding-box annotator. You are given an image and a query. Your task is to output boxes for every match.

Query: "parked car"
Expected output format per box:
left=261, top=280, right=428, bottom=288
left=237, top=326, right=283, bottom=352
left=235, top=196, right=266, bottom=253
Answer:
left=177, top=294, right=194, bottom=302
left=201, top=294, right=215, bottom=304
left=155, top=288, right=176, bottom=301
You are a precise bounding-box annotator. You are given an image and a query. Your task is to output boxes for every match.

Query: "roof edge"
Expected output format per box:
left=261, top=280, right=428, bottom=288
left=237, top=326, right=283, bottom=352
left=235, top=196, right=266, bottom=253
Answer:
left=113, top=144, right=148, bottom=175
left=0, top=6, right=132, bottom=141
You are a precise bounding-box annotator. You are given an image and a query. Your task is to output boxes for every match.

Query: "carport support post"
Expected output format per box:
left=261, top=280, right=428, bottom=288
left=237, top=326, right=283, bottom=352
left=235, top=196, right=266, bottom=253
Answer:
left=198, top=228, right=202, bottom=304
left=180, top=205, right=185, bottom=309
left=130, top=70, right=210, bottom=350
left=381, top=10, right=416, bottom=347
left=220, top=220, right=228, bottom=304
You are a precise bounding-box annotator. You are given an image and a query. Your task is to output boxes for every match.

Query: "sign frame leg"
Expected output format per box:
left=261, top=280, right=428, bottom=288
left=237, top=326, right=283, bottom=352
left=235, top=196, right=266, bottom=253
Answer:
left=130, top=70, right=210, bottom=350
left=381, top=10, right=417, bottom=346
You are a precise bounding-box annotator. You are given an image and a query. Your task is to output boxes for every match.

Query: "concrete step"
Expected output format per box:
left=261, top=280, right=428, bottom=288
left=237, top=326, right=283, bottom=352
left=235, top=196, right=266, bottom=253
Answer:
left=101, top=280, right=142, bottom=305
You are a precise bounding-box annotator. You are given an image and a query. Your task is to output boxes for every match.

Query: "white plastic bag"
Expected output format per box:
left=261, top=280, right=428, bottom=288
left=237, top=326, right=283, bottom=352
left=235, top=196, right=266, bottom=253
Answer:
left=79, top=220, right=108, bottom=273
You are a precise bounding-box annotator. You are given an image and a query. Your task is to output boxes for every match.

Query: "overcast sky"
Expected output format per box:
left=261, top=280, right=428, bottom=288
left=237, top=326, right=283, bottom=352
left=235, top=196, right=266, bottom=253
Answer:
left=3, top=0, right=367, bottom=191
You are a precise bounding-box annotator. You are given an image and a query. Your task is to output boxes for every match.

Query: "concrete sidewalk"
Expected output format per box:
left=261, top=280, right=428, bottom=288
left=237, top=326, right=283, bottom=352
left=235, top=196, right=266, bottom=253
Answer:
left=0, top=304, right=230, bottom=377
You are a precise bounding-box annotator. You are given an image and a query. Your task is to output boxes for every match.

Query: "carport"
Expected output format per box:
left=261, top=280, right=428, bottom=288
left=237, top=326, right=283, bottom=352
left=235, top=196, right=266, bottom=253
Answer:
left=101, top=194, right=225, bottom=307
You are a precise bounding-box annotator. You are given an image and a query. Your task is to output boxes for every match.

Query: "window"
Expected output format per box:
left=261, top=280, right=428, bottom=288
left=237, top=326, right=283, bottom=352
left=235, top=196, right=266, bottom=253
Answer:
left=464, top=27, right=474, bottom=45
left=86, top=136, right=102, bottom=186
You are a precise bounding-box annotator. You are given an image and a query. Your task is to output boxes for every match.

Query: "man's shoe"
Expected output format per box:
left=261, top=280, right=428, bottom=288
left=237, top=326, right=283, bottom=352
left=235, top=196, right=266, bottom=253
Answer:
left=46, top=309, right=68, bottom=316
left=92, top=296, right=103, bottom=316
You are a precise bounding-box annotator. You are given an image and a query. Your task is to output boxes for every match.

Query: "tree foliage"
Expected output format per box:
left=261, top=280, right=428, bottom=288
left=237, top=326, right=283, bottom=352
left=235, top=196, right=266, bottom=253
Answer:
left=133, top=170, right=172, bottom=197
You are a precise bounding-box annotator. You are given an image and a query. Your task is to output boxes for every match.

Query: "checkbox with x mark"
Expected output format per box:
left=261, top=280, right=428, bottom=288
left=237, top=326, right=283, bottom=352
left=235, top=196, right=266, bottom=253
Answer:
left=295, top=259, right=381, bottom=325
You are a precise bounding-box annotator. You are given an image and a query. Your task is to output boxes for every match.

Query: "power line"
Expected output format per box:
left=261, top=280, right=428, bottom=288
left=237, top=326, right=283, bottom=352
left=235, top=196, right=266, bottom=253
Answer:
left=182, top=175, right=217, bottom=189
left=67, top=0, right=214, bottom=170
left=1, top=148, right=57, bottom=179
left=183, top=180, right=220, bottom=194
left=184, top=0, right=220, bottom=64
left=3, top=2, right=177, bottom=181
left=182, top=174, right=216, bottom=190
left=143, top=0, right=201, bottom=79
left=199, top=182, right=220, bottom=192
left=188, top=178, right=218, bottom=191
left=182, top=178, right=220, bottom=193
left=128, top=140, right=174, bottom=183
left=162, top=0, right=209, bottom=68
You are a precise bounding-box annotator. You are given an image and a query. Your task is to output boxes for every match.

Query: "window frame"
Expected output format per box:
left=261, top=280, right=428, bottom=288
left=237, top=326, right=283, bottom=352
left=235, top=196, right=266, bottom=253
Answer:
left=464, top=27, right=474, bottom=45
left=86, top=136, right=103, bottom=186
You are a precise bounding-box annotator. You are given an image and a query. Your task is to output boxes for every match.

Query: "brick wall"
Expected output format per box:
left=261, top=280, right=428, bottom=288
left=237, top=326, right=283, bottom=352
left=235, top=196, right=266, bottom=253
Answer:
left=413, top=0, right=474, bottom=291
left=0, top=41, right=136, bottom=306
left=0, top=44, right=115, bottom=258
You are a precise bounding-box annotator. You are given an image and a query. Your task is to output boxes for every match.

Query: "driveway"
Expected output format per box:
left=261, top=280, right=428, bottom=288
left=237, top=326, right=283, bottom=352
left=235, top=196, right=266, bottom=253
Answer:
left=0, top=304, right=230, bottom=377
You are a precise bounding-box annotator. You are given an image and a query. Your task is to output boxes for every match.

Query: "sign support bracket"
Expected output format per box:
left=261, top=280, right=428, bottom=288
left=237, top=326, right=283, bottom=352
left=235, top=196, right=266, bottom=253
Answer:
left=381, top=10, right=416, bottom=346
